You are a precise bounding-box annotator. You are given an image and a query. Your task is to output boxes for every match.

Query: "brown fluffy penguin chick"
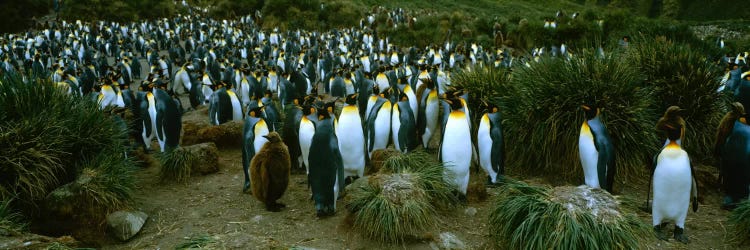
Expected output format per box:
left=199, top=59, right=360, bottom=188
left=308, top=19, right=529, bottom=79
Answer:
left=250, top=132, right=291, bottom=212
left=656, top=106, right=686, bottom=141
left=715, top=102, right=746, bottom=157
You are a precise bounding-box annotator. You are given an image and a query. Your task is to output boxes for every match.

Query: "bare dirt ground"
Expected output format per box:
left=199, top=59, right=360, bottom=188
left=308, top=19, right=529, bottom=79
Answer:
left=92, top=107, right=750, bottom=250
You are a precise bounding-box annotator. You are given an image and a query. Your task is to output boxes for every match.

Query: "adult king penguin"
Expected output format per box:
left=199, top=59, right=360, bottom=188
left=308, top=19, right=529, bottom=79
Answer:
left=716, top=102, right=750, bottom=209
left=242, top=106, right=270, bottom=193
left=250, top=132, right=291, bottom=212
left=366, top=88, right=392, bottom=157
left=578, top=104, right=616, bottom=193
left=299, top=104, right=317, bottom=176
left=391, top=91, right=417, bottom=153
left=337, top=94, right=366, bottom=182
left=652, top=120, right=699, bottom=244
left=440, top=96, right=473, bottom=199
left=152, top=81, right=182, bottom=152
left=308, top=107, right=345, bottom=217
left=477, top=101, right=505, bottom=185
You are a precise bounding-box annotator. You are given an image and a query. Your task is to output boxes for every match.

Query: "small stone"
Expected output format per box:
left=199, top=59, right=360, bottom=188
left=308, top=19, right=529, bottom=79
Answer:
left=464, top=207, right=477, bottom=217
left=438, top=232, right=466, bottom=250
left=252, top=215, right=263, bottom=224
left=106, top=211, right=148, bottom=241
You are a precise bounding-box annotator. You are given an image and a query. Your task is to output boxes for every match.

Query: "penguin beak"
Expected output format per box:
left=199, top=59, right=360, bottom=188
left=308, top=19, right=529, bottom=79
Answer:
left=262, top=135, right=270, bottom=139
left=581, top=105, right=591, bottom=111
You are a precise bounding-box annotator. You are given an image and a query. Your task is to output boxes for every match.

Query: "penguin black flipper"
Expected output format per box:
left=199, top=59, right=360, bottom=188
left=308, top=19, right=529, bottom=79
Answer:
left=399, top=104, right=417, bottom=152
left=595, top=138, right=615, bottom=193
left=690, top=157, right=699, bottom=212
left=332, top=135, right=346, bottom=200
left=366, top=98, right=385, bottom=152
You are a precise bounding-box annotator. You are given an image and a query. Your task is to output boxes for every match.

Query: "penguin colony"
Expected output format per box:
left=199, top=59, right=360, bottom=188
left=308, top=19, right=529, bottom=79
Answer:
left=4, top=3, right=750, bottom=243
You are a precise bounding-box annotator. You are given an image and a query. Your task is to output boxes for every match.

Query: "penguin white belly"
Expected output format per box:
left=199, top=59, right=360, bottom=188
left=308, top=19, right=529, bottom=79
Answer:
left=299, top=119, right=315, bottom=174
left=253, top=120, right=270, bottom=154
left=423, top=92, right=439, bottom=148
left=442, top=113, right=472, bottom=194
left=478, top=114, right=497, bottom=182
left=405, top=87, right=418, bottom=121
left=365, top=96, right=378, bottom=119
left=652, top=150, right=692, bottom=227
left=376, top=76, right=389, bottom=93
left=391, top=104, right=403, bottom=152
left=269, top=74, right=278, bottom=93
left=177, top=70, right=191, bottom=93
left=240, top=81, right=251, bottom=108
left=337, top=107, right=366, bottom=178
left=227, top=91, right=243, bottom=121
left=115, top=92, right=125, bottom=108
left=145, top=94, right=158, bottom=150
left=371, top=102, right=392, bottom=156
left=579, top=123, right=600, bottom=188
left=202, top=85, right=213, bottom=104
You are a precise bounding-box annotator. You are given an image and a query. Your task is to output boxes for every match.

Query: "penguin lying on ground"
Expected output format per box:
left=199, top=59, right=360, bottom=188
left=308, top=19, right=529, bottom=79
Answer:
left=250, top=132, right=291, bottom=212
left=578, top=104, right=616, bottom=193
left=652, top=120, right=698, bottom=244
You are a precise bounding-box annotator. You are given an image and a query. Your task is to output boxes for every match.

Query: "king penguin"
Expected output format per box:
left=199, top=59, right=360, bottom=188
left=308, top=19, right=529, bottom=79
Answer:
left=416, top=78, right=439, bottom=149
left=282, top=97, right=304, bottom=171
left=152, top=81, right=182, bottom=152
left=250, top=131, right=291, bottom=212
left=242, top=106, right=270, bottom=192
left=716, top=102, right=750, bottom=209
left=299, top=103, right=317, bottom=176
left=578, top=104, right=616, bottom=193
left=652, top=122, right=699, bottom=244
left=391, top=91, right=417, bottom=153
left=139, top=81, right=158, bottom=152
left=477, top=101, right=505, bottom=185
left=337, top=93, right=366, bottom=181
left=366, top=87, right=392, bottom=157
left=440, top=96, right=473, bottom=198
left=308, top=107, right=345, bottom=217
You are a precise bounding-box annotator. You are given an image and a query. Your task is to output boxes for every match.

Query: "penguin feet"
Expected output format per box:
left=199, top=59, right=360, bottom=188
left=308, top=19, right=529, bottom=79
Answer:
left=673, top=226, right=689, bottom=244
left=265, top=201, right=286, bottom=212
left=242, top=181, right=251, bottom=194
left=452, top=190, right=467, bottom=204
left=316, top=207, right=335, bottom=218
left=654, top=223, right=669, bottom=241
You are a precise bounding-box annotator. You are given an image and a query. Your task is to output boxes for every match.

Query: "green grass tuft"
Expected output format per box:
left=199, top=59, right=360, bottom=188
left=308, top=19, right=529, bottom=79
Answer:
left=729, top=200, right=750, bottom=244
left=488, top=180, right=650, bottom=249
left=346, top=150, right=458, bottom=243
left=175, top=235, right=221, bottom=250
left=504, top=50, right=658, bottom=182
left=0, top=199, right=27, bottom=233
left=159, top=147, right=196, bottom=183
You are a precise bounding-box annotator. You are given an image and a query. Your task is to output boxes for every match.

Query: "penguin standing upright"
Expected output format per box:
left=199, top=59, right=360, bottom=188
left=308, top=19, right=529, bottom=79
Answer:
left=250, top=132, right=291, bottom=212
left=308, top=107, right=345, bottom=217
left=391, top=91, right=417, bottom=153
left=440, top=97, right=472, bottom=198
left=477, top=101, right=505, bottom=185
left=337, top=94, right=366, bottom=181
left=416, top=78, right=438, bottom=149
left=652, top=121, right=698, bottom=244
left=578, top=104, right=616, bottom=193
left=242, top=106, right=270, bottom=192
left=153, top=82, right=182, bottom=152
left=366, top=88, right=392, bottom=157
left=298, top=104, right=317, bottom=175
left=716, top=102, right=750, bottom=209
left=139, top=81, right=158, bottom=152
left=283, top=97, right=304, bottom=171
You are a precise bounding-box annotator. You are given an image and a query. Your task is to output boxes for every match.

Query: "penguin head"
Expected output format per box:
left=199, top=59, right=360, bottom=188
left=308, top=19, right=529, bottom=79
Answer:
left=345, top=93, right=358, bottom=105
left=247, top=106, right=264, bottom=118
left=317, top=106, right=332, bottom=121
left=444, top=96, right=464, bottom=111
left=662, top=106, right=684, bottom=120
left=581, top=104, right=599, bottom=120
left=398, top=91, right=409, bottom=102
left=262, top=131, right=282, bottom=143
left=302, top=105, right=316, bottom=116
left=372, top=84, right=380, bottom=95
left=483, top=100, right=499, bottom=114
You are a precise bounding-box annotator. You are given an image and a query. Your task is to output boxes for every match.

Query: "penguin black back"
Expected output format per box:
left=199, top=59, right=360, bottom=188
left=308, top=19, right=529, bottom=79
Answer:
left=308, top=107, right=344, bottom=217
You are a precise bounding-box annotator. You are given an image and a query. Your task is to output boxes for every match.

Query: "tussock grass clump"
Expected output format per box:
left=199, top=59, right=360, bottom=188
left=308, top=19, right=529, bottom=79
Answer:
left=0, top=73, right=137, bottom=231
left=346, top=150, right=458, bottom=243
left=627, top=37, right=725, bottom=160
left=506, top=51, right=658, bottom=181
left=0, top=199, right=26, bottom=233
left=451, top=67, right=514, bottom=123
left=159, top=147, right=196, bottom=183
left=729, top=200, right=750, bottom=244
left=488, top=181, right=650, bottom=249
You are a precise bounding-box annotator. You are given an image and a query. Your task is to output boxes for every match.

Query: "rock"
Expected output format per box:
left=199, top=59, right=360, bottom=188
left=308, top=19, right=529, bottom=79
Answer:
left=252, top=215, right=263, bottom=224
left=181, top=142, right=220, bottom=175
left=464, top=207, right=477, bottom=217
left=106, top=211, right=148, bottom=241
left=438, top=232, right=466, bottom=250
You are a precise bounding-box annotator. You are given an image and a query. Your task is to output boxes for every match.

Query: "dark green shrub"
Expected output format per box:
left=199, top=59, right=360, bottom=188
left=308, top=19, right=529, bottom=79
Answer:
left=0, top=199, right=26, bottom=233
left=505, top=51, right=658, bottom=182
left=729, top=199, right=750, bottom=244
left=626, top=37, right=724, bottom=160
left=159, top=147, right=195, bottom=183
